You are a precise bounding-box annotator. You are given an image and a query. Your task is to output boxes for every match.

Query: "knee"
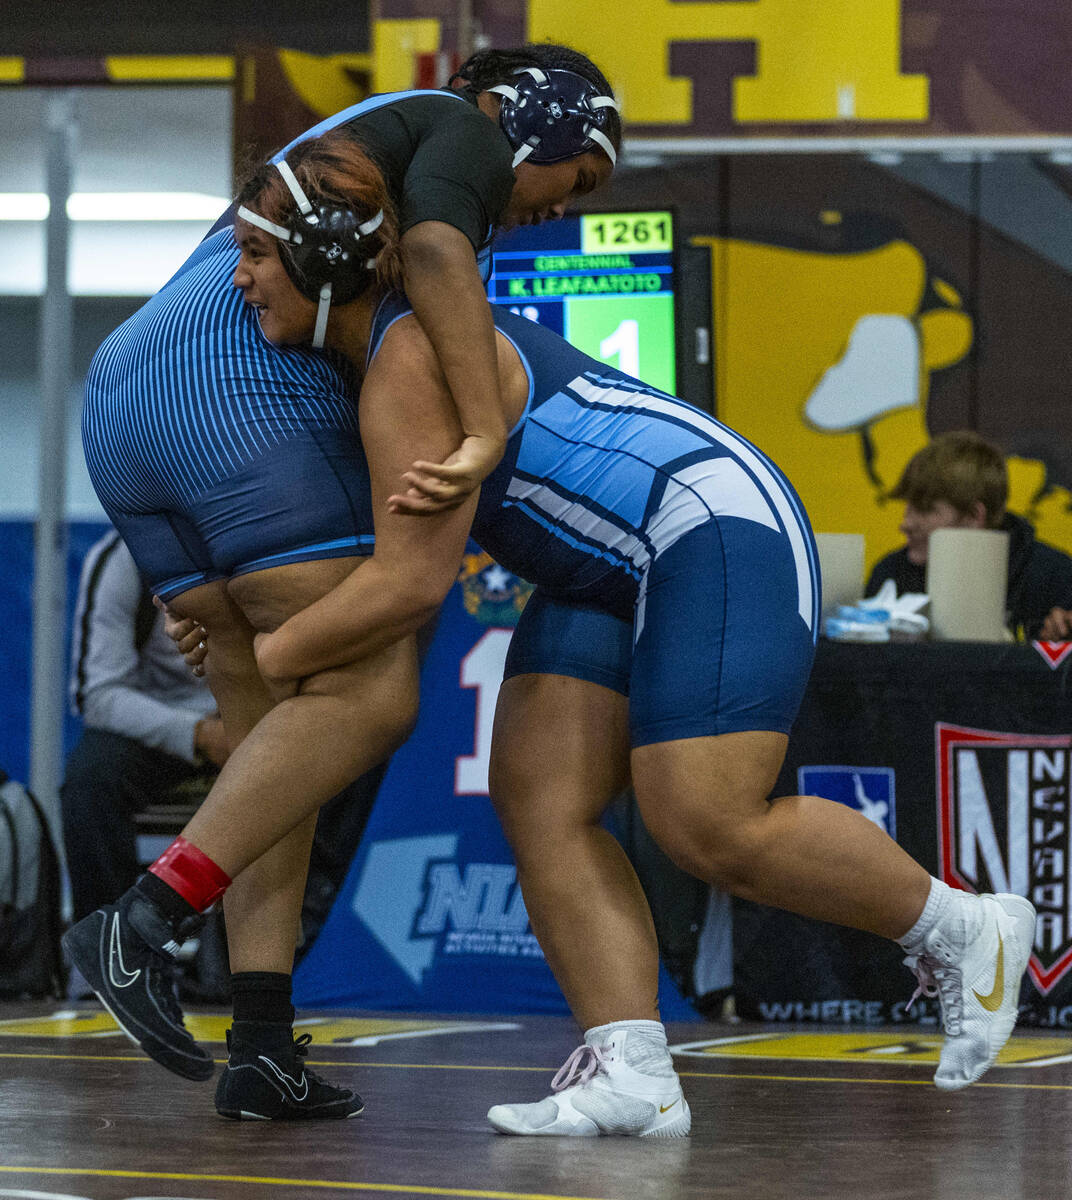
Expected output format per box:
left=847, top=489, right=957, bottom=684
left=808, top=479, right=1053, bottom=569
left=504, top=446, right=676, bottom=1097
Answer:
left=487, top=753, right=546, bottom=848
left=646, top=801, right=769, bottom=893
left=353, top=674, right=420, bottom=763
left=488, top=763, right=597, bottom=860
left=379, top=689, right=419, bottom=756
left=487, top=752, right=523, bottom=830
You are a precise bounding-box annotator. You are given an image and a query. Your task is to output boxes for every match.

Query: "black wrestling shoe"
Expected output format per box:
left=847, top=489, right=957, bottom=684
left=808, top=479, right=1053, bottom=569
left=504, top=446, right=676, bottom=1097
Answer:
left=215, top=1028, right=364, bottom=1120
left=61, top=893, right=212, bottom=1081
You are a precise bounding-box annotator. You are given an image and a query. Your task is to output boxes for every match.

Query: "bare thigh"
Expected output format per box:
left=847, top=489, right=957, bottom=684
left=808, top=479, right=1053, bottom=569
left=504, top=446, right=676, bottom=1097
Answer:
left=227, top=556, right=367, bottom=632
left=489, top=672, right=631, bottom=842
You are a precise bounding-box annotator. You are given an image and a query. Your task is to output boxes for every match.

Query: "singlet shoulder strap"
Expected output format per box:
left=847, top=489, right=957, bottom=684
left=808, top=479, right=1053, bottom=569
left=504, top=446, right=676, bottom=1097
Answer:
left=366, top=291, right=417, bottom=370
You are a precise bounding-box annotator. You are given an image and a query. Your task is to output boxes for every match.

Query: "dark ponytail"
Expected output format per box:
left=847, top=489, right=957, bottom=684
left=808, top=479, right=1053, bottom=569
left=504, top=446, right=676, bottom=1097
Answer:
left=451, top=43, right=622, bottom=157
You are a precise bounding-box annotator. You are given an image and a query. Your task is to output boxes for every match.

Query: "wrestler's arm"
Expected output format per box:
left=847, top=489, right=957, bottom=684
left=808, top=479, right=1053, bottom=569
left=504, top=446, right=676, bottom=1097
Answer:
left=391, top=222, right=507, bottom=511
left=254, top=316, right=480, bottom=685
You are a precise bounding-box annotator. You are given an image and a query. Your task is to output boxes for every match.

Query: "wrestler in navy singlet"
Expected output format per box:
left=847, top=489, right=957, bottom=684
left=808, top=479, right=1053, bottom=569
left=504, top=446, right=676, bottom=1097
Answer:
left=82, top=229, right=372, bottom=600
left=82, top=89, right=515, bottom=601
left=369, top=296, right=821, bottom=745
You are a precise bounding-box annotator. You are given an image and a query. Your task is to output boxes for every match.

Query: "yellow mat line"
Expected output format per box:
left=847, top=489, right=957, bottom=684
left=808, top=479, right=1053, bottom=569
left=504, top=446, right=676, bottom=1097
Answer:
left=3, top=1049, right=1070, bottom=1090
left=0, top=1165, right=613, bottom=1200
left=676, top=1069, right=1072, bottom=1090
left=0, top=1051, right=543, bottom=1071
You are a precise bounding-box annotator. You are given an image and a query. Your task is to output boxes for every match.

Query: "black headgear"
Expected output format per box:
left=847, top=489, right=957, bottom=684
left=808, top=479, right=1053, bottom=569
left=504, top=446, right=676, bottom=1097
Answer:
left=489, top=67, right=619, bottom=168
left=237, top=158, right=384, bottom=348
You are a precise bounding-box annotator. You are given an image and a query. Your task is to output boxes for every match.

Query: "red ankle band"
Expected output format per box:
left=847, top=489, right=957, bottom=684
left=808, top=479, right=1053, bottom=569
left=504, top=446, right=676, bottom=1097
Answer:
left=149, top=836, right=231, bottom=912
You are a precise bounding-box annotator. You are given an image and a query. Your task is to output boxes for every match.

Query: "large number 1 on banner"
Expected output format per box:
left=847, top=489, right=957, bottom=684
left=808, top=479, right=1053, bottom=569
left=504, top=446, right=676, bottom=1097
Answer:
left=455, top=629, right=514, bottom=795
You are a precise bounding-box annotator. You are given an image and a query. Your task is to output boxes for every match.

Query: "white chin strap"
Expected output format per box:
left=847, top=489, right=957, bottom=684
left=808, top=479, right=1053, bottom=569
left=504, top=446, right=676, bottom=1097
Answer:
left=237, top=162, right=385, bottom=351
left=312, top=282, right=332, bottom=349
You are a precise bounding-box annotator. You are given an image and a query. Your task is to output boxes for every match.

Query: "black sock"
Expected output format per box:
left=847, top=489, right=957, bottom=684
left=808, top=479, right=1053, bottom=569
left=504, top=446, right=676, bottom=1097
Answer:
left=230, top=971, right=295, bottom=1026
left=134, top=872, right=201, bottom=927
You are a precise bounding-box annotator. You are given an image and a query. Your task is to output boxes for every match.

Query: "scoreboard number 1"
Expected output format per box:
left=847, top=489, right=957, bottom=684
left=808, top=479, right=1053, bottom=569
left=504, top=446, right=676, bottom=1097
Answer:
left=581, top=211, right=673, bottom=254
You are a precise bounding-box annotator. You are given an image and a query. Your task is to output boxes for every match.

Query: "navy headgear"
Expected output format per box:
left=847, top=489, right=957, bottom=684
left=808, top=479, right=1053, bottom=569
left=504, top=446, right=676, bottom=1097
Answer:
left=237, top=158, right=384, bottom=348
left=489, top=67, right=619, bottom=169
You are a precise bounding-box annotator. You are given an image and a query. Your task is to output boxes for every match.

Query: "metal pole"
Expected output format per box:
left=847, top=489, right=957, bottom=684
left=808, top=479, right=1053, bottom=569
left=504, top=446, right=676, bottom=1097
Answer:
left=457, top=0, right=474, bottom=62
left=30, top=90, right=76, bottom=838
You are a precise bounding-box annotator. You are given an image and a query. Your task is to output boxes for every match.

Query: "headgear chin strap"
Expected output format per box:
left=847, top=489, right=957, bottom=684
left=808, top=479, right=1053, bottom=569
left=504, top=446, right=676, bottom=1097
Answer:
left=488, top=67, right=620, bottom=169
left=237, top=158, right=384, bottom=349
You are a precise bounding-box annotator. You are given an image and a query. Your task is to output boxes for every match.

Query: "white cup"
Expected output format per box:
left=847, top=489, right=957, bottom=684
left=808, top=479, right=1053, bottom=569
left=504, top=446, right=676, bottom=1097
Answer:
left=926, top=527, right=1010, bottom=642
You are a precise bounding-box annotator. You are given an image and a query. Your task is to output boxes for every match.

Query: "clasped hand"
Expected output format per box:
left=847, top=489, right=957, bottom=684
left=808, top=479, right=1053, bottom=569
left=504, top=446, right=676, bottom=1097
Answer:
left=153, top=596, right=297, bottom=701
left=387, top=432, right=504, bottom=516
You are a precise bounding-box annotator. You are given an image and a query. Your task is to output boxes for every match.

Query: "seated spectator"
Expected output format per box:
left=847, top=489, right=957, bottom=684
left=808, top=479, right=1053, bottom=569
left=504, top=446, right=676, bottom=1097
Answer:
left=62, top=529, right=381, bottom=981
left=866, top=431, right=1072, bottom=640
left=62, top=529, right=226, bottom=923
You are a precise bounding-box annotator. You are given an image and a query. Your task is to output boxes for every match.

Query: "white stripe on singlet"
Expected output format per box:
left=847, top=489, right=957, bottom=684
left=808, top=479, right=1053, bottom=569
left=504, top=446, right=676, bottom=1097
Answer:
left=567, top=375, right=817, bottom=631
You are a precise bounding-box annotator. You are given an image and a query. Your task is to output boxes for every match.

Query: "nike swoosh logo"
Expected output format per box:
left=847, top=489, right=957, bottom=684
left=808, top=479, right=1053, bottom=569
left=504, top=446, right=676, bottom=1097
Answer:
left=974, top=934, right=1005, bottom=1013
left=259, top=1055, right=310, bottom=1102
left=659, top=1099, right=679, bottom=1114
left=108, top=913, right=141, bottom=988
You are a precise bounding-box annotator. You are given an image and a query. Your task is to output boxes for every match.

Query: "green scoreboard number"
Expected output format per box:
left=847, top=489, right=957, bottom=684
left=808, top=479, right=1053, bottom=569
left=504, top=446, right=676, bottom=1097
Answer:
left=565, top=296, right=676, bottom=395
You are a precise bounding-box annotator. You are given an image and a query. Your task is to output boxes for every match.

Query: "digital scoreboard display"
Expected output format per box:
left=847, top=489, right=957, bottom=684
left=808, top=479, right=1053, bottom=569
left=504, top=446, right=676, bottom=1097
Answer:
left=487, top=210, right=676, bottom=393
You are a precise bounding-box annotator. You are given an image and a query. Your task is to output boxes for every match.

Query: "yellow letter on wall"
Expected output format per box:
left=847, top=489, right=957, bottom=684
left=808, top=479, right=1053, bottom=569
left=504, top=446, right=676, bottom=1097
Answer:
left=529, top=0, right=928, bottom=125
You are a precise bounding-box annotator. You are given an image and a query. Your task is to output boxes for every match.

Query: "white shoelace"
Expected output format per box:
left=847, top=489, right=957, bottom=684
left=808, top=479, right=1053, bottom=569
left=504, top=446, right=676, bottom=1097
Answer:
left=905, top=955, right=964, bottom=1035
left=551, top=1044, right=611, bottom=1092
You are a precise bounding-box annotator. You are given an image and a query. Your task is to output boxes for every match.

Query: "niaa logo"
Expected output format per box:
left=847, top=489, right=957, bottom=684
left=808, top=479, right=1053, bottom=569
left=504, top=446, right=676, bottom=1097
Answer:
left=352, top=836, right=541, bottom=985
left=457, top=551, right=533, bottom=627
left=937, top=724, right=1062, bottom=993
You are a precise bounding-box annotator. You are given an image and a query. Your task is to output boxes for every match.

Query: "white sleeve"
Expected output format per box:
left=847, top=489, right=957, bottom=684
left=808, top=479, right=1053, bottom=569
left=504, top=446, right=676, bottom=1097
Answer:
left=69, top=532, right=203, bottom=764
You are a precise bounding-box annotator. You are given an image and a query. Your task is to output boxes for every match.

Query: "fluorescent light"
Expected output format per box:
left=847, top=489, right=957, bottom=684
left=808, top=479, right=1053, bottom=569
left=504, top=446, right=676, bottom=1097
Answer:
left=0, top=194, right=48, bottom=220
left=0, top=192, right=230, bottom=221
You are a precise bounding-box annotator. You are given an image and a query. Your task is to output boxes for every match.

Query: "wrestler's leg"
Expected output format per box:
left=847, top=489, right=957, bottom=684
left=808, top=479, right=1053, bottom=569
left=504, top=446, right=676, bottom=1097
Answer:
left=631, top=731, right=929, bottom=936
left=630, top=517, right=1034, bottom=1093
left=485, top=596, right=689, bottom=1137
left=167, top=558, right=418, bottom=972
left=490, top=672, right=646, bottom=1028
left=169, top=559, right=417, bottom=877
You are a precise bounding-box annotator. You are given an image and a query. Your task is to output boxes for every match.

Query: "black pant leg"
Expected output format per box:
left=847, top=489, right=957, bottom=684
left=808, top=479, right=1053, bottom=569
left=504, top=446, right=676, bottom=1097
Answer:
left=60, top=728, right=195, bottom=920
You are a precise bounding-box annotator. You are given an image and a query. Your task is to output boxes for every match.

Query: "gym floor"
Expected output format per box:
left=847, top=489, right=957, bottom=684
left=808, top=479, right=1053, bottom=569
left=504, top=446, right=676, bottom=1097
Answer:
left=1, top=1003, right=1069, bottom=1200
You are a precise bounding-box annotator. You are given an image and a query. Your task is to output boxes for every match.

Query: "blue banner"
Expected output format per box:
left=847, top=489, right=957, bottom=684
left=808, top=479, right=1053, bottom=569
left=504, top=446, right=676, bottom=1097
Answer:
left=0, top=520, right=109, bottom=784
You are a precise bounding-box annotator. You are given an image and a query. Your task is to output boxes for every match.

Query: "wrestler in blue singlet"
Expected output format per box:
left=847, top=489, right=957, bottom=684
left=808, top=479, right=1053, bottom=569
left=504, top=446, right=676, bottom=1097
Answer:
left=368, top=297, right=821, bottom=746
left=82, top=88, right=513, bottom=602
left=82, top=230, right=371, bottom=601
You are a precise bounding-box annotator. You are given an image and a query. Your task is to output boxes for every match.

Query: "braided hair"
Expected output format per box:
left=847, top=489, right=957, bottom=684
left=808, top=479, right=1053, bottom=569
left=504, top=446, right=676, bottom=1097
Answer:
left=451, top=43, right=622, bottom=158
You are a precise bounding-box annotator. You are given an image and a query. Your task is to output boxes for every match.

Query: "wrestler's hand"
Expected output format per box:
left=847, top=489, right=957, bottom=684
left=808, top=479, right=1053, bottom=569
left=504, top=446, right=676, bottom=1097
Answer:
left=387, top=432, right=503, bottom=515
left=253, top=631, right=300, bottom=703
left=1038, top=607, right=1072, bottom=641
left=154, top=595, right=209, bottom=677
left=194, top=715, right=229, bottom=767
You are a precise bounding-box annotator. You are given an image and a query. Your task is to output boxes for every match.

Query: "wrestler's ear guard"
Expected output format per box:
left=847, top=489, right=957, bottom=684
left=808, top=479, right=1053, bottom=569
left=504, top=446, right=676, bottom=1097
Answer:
left=488, top=67, right=619, bottom=169
left=237, top=158, right=385, bottom=349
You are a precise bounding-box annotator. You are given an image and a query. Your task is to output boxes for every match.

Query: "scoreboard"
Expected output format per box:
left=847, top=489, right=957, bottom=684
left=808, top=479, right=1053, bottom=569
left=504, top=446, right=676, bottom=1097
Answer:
left=487, top=210, right=677, bottom=394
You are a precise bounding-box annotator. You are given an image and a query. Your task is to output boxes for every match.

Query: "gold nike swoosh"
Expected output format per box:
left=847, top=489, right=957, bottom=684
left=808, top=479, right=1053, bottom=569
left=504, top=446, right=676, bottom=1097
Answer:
left=659, top=1100, right=679, bottom=1114
left=973, top=934, right=1005, bottom=1012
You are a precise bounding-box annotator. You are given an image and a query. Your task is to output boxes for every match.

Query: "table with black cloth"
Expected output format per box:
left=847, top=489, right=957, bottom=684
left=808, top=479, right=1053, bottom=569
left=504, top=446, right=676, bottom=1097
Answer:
left=732, top=637, right=1072, bottom=1029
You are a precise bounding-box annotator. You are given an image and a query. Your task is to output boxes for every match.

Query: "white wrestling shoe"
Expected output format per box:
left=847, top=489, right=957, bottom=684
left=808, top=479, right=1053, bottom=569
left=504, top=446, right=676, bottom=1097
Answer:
left=904, top=891, right=1036, bottom=1091
left=487, top=1020, right=690, bottom=1138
